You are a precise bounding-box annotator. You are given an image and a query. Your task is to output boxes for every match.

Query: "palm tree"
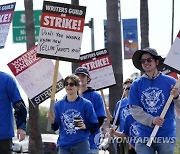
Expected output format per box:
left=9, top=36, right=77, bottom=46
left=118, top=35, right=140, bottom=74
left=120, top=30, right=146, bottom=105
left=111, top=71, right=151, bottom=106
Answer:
left=106, top=0, right=123, bottom=153
left=24, top=0, right=43, bottom=153
left=140, top=0, right=149, bottom=48
left=106, top=0, right=123, bottom=116
left=71, top=0, right=80, bottom=73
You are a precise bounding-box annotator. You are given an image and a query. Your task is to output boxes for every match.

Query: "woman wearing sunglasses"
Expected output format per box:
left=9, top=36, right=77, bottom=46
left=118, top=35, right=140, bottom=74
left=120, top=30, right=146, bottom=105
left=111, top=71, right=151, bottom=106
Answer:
left=47, top=74, right=98, bottom=154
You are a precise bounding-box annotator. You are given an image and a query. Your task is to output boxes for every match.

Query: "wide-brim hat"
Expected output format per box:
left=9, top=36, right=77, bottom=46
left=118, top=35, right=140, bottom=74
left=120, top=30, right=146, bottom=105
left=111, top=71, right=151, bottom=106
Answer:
left=132, top=47, right=164, bottom=71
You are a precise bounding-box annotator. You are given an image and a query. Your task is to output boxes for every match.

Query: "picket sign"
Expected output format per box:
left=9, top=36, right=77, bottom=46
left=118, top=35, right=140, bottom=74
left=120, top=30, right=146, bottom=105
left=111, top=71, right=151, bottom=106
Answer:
left=36, top=1, right=86, bottom=131
left=147, top=31, right=180, bottom=147
left=47, top=60, right=59, bottom=132
left=100, top=90, right=111, bottom=123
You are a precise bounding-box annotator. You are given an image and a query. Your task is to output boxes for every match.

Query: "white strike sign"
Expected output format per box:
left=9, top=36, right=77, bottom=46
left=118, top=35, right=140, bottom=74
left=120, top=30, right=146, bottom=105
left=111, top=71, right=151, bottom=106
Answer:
left=164, top=31, right=180, bottom=73
left=8, top=45, right=64, bottom=105
left=36, top=1, right=86, bottom=62
left=80, top=49, right=116, bottom=90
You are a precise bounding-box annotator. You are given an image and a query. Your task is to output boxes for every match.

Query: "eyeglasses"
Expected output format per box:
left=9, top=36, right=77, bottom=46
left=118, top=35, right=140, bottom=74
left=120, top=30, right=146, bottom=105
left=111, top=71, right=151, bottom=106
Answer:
left=140, top=58, right=154, bottom=64
left=64, top=82, right=76, bottom=87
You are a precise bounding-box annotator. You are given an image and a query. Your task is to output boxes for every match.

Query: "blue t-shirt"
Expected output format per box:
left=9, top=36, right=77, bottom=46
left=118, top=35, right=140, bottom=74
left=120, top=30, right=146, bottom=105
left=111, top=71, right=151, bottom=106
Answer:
left=82, top=88, right=106, bottom=149
left=54, top=96, right=98, bottom=148
left=123, top=115, right=139, bottom=147
left=128, top=73, right=176, bottom=138
left=0, top=72, right=22, bottom=140
left=113, top=98, right=130, bottom=132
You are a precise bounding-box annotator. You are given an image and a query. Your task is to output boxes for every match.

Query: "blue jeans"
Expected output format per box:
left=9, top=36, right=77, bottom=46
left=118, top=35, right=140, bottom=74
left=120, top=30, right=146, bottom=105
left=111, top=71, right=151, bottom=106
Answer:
left=135, top=142, right=175, bottom=154
left=90, top=148, right=99, bottom=154
left=58, top=140, right=90, bottom=154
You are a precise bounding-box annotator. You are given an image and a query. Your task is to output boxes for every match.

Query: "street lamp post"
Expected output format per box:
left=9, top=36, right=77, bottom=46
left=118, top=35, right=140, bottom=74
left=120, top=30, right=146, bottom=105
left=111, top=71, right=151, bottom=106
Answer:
left=84, top=18, right=95, bottom=51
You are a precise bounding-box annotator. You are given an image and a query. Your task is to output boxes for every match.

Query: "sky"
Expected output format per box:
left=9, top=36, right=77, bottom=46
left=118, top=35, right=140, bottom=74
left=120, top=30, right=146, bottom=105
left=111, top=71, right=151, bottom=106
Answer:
left=0, top=0, right=180, bottom=107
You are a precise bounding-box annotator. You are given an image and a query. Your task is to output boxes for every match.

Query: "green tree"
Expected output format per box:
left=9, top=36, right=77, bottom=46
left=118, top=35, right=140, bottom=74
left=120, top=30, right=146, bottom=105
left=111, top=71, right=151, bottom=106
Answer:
left=39, top=106, right=55, bottom=134
left=175, top=140, right=180, bottom=154
left=39, top=106, right=49, bottom=134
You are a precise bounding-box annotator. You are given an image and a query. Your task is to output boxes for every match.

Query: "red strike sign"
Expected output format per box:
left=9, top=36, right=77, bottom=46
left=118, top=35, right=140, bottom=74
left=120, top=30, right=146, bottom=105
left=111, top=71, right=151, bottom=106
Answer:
left=0, top=12, right=12, bottom=24
left=81, top=56, right=112, bottom=71
left=41, top=13, right=84, bottom=32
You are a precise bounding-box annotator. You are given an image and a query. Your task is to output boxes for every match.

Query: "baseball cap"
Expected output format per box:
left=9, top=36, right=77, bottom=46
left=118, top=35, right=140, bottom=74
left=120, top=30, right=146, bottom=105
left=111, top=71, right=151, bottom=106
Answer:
left=75, top=67, right=90, bottom=77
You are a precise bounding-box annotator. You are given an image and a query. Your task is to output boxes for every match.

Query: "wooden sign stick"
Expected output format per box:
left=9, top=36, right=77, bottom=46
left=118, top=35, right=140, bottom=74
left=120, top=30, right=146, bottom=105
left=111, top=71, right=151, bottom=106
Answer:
left=112, top=85, right=127, bottom=128
left=47, top=60, right=59, bottom=132
left=100, top=90, right=111, bottom=123
left=146, top=77, right=180, bottom=147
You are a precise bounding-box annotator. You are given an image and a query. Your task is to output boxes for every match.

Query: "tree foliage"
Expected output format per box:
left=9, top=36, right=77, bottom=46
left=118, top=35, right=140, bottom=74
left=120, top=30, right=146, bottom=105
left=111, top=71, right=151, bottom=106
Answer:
left=39, top=106, right=55, bottom=134
left=175, top=140, right=180, bottom=154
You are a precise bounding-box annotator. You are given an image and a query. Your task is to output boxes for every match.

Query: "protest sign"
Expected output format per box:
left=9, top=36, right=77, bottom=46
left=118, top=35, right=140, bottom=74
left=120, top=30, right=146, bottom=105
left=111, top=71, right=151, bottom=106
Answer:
left=80, top=49, right=116, bottom=90
left=36, top=1, right=86, bottom=62
left=160, top=66, right=178, bottom=79
left=7, top=45, right=64, bottom=105
left=0, top=2, right=16, bottom=49
left=147, top=31, right=180, bottom=147
left=164, top=31, right=180, bottom=74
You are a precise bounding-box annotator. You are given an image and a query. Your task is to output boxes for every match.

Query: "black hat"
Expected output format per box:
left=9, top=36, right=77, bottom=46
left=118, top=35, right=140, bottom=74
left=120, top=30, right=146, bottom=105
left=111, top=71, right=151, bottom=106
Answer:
left=75, top=67, right=90, bottom=77
left=132, top=47, right=164, bottom=71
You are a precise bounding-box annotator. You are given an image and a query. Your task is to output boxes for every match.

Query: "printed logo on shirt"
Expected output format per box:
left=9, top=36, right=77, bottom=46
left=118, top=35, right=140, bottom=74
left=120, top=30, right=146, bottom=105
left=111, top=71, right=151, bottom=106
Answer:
left=121, top=107, right=130, bottom=120
left=130, top=121, right=139, bottom=138
left=141, top=87, right=165, bottom=113
left=61, top=109, right=81, bottom=134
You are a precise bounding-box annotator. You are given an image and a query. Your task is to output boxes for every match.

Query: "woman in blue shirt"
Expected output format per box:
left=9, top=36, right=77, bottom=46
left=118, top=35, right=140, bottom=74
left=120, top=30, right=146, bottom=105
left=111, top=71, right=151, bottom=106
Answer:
left=48, top=74, right=99, bottom=154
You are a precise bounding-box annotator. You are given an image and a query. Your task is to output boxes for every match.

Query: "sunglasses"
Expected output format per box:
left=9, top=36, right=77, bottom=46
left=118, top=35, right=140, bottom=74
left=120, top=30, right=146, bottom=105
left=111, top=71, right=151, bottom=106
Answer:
left=140, top=57, right=154, bottom=64
left=64, top=82, right=76, bottom=87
